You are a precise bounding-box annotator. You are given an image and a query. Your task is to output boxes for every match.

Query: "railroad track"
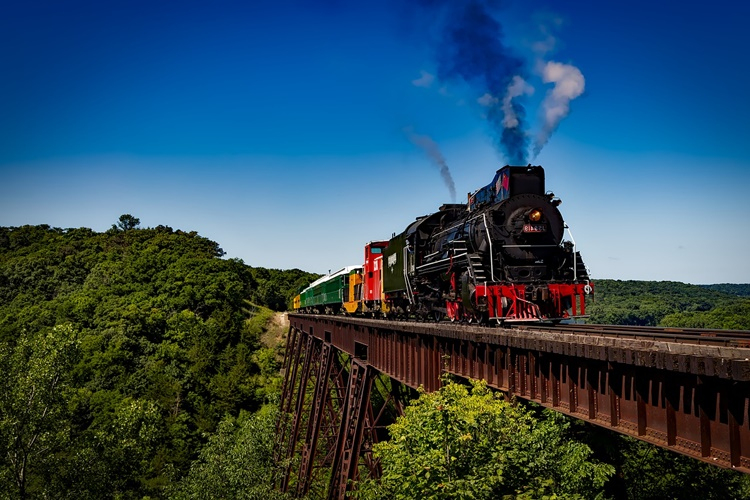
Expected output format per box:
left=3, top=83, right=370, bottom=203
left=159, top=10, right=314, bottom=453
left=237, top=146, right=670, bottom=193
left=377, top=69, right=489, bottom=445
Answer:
left=293, top=313, right=750, bottom=348
left=511, top=323, right=750, bottom=347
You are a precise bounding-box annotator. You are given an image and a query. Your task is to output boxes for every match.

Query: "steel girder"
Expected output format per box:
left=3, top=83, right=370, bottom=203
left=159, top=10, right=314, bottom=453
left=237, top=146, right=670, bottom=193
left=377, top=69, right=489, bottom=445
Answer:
left=288, top=314, right=750, bottom=474
left=275, top=326, right=406, bottom=499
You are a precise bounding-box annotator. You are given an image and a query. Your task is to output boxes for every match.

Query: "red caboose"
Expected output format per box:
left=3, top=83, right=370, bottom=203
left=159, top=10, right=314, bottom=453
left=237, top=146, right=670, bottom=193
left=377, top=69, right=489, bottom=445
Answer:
left=362, top=241, right=388, bottom=313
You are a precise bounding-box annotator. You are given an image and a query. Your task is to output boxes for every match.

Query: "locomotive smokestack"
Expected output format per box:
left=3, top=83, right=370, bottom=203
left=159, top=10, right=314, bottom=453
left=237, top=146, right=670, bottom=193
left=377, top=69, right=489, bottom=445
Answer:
left=404, top=126, right=457, bottom=202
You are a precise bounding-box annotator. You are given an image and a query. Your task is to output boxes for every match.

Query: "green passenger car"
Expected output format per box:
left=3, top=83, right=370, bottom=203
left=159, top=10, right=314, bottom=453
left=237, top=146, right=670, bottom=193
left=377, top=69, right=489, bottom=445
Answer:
left=298, top=266, right=361, bottom=312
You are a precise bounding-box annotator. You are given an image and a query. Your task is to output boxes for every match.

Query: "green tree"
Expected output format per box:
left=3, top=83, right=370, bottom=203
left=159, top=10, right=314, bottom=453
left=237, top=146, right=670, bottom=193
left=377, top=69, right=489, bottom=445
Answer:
left=114, top=214, right=141, bottom=231
left=0, top=324, right=80, bottom=499
left=172, top=404, right=289, bottom=500
left=620, top=438, right=750, bottom=499
left=353, top=380, right=613, bottom=500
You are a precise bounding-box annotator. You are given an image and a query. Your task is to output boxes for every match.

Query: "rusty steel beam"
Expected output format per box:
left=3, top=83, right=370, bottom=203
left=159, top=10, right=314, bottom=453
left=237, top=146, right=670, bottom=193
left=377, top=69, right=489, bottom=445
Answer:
left=276, top=330, right=409, bottom=499
left=280, top=334, right=317, bottom=492
left=296, top=342, right=334, bottom=496
left=327, top=360, right=374, bottom=500
left=288, top=314, right=750, bottom=473
left=274, top=326, right=300, bottom=465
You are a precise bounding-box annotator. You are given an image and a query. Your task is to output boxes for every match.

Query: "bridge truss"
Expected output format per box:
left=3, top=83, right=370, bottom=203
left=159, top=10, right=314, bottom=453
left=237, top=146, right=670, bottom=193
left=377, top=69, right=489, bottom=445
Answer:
left=276, top=314, right=750, bottom=499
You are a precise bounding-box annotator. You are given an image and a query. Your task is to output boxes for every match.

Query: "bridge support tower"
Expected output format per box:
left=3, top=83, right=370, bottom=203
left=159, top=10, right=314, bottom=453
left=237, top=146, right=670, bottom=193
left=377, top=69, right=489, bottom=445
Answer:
left=275, top=325, right=411, bottom=499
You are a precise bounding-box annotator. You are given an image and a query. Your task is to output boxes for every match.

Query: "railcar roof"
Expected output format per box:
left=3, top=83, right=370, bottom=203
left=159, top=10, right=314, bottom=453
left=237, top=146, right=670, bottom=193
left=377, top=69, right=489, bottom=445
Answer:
left=304, top=265, right=362, bottom=290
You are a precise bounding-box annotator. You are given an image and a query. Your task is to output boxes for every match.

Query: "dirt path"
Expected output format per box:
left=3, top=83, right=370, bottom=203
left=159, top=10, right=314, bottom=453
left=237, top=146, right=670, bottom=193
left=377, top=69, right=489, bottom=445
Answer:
left=272, top=311, right=289, bottom=330
left=262, top=311, right=289, bottom=352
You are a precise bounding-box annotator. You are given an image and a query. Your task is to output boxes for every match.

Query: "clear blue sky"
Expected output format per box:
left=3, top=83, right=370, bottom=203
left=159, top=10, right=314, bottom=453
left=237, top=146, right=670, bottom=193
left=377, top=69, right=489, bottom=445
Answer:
left=2, top=0, right=749, bottom=284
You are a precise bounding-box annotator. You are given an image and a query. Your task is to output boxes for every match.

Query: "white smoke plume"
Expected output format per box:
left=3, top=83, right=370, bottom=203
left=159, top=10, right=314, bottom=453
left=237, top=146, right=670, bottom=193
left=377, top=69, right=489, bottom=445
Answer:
left=534, top=61, right=585, bottom=157
left=502, top=76, right=534, bottom=128
left=403, top=126, right=456, bottom=202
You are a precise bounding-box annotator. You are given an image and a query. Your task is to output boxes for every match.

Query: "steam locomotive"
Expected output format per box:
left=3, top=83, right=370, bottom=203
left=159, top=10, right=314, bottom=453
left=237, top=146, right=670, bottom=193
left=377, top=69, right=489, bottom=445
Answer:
left=294, top=165, right=592, bottom=323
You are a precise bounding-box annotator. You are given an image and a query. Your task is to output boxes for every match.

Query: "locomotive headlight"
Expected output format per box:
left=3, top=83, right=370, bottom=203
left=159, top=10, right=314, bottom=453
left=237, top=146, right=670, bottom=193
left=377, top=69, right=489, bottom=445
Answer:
left=528, top=209, right=543, bottom=222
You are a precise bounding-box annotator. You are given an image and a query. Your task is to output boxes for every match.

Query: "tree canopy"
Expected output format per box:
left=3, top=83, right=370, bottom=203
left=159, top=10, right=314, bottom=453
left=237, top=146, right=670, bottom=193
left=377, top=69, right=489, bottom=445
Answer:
left=172, top=404, right=289, bottom=500
left=2, top=221, right=749, bottom=498
left=353, top=380, right=614, bottom=499
left=113, top=214, right=141, bottom=232
left=0, top=221, right=299, bottom=497
left=587, top=279, right=750, bottom=329
left=249, top=267, right=319, bottom=311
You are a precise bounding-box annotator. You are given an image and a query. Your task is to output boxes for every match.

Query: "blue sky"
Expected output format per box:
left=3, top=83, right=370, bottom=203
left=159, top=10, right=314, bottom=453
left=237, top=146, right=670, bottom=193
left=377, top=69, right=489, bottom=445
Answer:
left=1, top=0, right=749, bottom=284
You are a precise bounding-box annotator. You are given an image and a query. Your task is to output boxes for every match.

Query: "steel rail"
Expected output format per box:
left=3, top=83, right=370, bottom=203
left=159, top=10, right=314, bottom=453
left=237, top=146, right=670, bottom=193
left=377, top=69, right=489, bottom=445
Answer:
left=296, top=312, right=750, bottom=347
left=512, top=323, right=750, bottom=347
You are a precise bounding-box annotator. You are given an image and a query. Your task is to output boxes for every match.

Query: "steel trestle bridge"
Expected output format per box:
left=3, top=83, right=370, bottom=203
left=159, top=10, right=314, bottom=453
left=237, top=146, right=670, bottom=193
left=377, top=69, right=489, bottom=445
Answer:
left=275, top=314, right=750, bottom=499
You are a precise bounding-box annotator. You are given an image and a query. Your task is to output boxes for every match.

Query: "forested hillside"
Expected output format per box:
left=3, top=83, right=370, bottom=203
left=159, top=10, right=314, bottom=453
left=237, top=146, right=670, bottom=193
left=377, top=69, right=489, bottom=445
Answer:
left=249, top=267, right=320, bottom=311
left=0, top=219, right=312, bottom=498
left=2, top=220, right=749, bottom=498
left=587, top=279, right=750, bottom=329
left=701, top=283, right=750, bottom=297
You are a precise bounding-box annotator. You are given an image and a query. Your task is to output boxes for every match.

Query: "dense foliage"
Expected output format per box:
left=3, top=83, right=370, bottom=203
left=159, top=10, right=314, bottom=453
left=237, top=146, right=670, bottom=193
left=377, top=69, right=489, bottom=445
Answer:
left=574, top=424, right=750, bottom=500
left=701, top=283, right=750, bottom=297
left=350, top=378, right=750, bottom=500
left=0, top=221, right=294, bottom=498
left=587, top=279, right=750, bottom=329
left=3, top=220, right=750, bottom=498
left=249, top=267, right=319, bottom=311
left=617, top=438, right=750, bottom=499
left=353, top=380, right=614, bottom=499
left=172, top=404, right=288, bottom=500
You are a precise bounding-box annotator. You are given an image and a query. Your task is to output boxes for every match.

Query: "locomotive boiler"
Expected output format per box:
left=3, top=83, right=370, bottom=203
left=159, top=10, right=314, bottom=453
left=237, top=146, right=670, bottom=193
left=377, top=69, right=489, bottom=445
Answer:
left=295, top=165, right=592, bottom=323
